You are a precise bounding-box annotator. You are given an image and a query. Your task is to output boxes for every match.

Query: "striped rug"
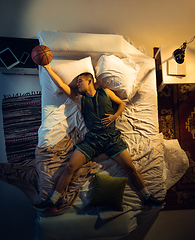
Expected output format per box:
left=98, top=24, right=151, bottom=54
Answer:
left=2, top=92, right=41, bottom=163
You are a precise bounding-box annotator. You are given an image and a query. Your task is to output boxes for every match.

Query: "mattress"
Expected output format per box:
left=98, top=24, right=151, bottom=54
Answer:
left=34, top=30, right=189, bottom=240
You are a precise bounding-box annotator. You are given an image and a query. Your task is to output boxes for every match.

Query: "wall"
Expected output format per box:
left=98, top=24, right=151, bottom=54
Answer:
left=1, top=0, right=195, bottom=57
left=0, top=1, right=195, bottom=239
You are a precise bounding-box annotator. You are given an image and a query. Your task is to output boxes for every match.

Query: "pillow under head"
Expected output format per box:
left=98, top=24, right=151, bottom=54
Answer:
left=51, top=56, right=96, bottom=94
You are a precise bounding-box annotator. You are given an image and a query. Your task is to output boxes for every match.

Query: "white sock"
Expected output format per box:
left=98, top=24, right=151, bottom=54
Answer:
left=50, top=191, right=61, bottom=204
left=140, top=187, right=150, bottom=199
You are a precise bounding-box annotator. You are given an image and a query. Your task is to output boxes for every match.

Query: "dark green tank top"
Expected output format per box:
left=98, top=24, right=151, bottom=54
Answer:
left=81, top=88, right=115, bottom=133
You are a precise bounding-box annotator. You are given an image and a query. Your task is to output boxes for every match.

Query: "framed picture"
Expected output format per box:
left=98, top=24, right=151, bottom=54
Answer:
left=0, top=47, right=20, bottom=69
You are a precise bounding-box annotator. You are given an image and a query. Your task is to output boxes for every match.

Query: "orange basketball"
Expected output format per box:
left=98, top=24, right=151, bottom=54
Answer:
left=31, top=45, right=53, bottom=66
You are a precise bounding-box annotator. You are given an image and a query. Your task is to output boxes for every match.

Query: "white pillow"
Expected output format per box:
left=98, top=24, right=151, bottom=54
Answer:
left=95, top=55, right=140, bottom=99
left=51, top=56, right=96, bottom=94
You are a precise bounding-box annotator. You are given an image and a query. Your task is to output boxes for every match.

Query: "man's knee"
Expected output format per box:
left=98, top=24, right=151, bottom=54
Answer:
left=64, top=162, right=75, bottom=174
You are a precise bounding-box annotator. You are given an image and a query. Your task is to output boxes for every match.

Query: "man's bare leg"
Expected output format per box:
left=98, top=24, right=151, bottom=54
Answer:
left=112, top=149, right=165, bottom=206
left=55, top=148, right=89, bottom=194
left=33, top=148, right=89, bottom=211
left=112, top=149, right=146, bottom=190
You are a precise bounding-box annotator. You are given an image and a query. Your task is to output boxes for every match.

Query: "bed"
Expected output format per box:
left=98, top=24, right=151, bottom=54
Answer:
left=0, top=30, right=189, bottom=240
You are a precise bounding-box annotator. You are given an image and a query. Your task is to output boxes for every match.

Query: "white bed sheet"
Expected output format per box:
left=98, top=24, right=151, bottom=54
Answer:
left=35, top=30, right=189, bottom=240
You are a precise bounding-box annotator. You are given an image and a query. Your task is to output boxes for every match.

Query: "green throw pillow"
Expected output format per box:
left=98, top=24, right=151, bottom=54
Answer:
left=89, top=173, right=128, bottom=211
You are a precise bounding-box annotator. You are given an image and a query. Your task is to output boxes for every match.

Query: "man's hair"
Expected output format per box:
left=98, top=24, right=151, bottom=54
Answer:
left=77, top=72, right=95, bottom=85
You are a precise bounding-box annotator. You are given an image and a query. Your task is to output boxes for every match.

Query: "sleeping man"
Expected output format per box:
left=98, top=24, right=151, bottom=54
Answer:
left=33, top=65, right=165, bottom=211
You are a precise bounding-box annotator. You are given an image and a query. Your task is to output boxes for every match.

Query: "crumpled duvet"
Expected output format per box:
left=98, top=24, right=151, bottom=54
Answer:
left=0, top=99, right=189, bottom=213
left=0, top=132, right=97, bottom=209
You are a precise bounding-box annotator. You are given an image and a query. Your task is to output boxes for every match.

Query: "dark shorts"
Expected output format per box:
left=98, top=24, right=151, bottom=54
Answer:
left=74, top=130, right=128, bottom=160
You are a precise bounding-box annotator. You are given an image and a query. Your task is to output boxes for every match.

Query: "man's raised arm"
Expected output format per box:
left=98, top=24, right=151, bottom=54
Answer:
left=44, top=64, right=79, bottom=103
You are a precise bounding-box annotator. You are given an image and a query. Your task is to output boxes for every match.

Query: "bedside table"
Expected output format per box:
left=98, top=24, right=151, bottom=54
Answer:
left=0, top=36, right=39, bottom=75
left=154, top=45, right=195, bottom=92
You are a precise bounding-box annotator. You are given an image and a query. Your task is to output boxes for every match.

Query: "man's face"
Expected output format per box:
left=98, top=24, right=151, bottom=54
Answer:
left=77, top=76, right=89, bottom=93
